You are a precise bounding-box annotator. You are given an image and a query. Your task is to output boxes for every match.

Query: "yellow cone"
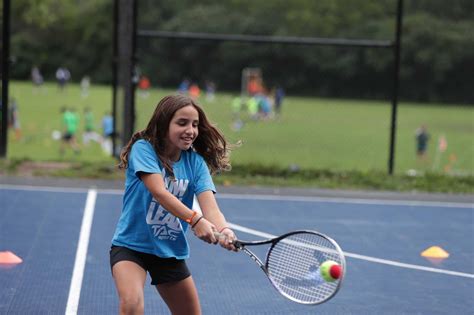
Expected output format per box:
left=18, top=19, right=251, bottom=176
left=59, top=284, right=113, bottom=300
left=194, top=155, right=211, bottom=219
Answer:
left=421, top=246, right=450, bottom=265
left=421, top=246, right=449, bottom=259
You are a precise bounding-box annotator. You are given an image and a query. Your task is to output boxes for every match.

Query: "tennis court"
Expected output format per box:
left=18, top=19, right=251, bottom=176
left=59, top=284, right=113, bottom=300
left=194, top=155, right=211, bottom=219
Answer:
left=1, top=177, right=473, bottom=314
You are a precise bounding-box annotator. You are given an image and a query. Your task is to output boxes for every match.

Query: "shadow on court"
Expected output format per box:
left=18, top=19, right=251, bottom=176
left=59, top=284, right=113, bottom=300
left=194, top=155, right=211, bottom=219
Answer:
left=0, top=182, right=473, bottom=314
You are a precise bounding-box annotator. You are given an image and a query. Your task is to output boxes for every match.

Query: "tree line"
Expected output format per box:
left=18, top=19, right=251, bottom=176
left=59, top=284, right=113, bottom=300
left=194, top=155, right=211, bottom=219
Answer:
left=4, top=0, right=473, bottom=103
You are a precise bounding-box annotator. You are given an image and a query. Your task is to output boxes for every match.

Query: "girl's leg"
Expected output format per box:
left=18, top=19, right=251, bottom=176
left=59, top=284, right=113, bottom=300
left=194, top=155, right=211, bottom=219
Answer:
left=112, top=261, right=147, bottom=315
left=156, top=276, right=201, bottom=315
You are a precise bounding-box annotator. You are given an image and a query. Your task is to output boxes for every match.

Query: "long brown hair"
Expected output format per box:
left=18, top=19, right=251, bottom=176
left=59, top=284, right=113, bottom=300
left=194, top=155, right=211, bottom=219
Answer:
left=119, top=94, right=233, bottom=176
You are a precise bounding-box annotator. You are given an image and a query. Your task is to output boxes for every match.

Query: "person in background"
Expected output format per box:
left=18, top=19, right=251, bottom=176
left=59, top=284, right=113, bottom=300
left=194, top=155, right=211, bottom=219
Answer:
left=60, top=107, right=80, bottom=155
left=56, top=67, right=71, bottom=91
left=177, top=78, right=190, bottom=94
left=205, top=80, right=216, bottom=102
left=230, top=96, right=244, bottom=131
left=101, top=112, right=114, bottom=155
left=80, top=76, right=91, bottom=98
left=31, top=66, right=44, bottom=94
left=138, top=75, right=151, bottom=99
left=274, top=86, right=285, bottom=117
left=415, top=125, right=430, bottom=162
left=82, top=107, right=101, bottom=145
left=8, top=98, right=21, bottom=140
left=188, top=83, right=201, bottom=100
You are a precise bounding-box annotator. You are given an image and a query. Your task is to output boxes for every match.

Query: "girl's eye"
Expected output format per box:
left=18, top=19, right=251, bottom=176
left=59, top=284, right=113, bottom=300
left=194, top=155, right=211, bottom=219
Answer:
left=176, top=120, right=198, bottom=127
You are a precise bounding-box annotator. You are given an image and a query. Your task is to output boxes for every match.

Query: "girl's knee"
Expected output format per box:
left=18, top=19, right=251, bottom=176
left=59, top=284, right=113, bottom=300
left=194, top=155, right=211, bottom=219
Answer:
left=119, top=295, right=144, bottom=314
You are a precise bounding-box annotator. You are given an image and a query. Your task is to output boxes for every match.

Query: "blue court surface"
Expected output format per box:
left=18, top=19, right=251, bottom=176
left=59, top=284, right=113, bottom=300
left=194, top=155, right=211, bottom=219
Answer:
left=0, top=181, right=473, bottom=314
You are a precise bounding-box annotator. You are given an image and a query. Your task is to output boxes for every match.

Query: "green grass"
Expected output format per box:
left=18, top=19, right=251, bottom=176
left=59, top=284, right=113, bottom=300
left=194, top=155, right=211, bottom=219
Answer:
left=4, top=80, right=474, bottom=192
left=131, top=87, right=474, bottom=175
left=8, top=81, right=116, bottom=163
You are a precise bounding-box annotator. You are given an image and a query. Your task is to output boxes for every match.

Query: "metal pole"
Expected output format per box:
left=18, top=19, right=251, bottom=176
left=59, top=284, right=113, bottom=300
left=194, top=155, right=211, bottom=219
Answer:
left=111, top=0, right=118, bottom=157
left=130, top=0, right=137, bottom=136
left=114, top=0, right=137, bottom=156
left=1, top=0, right=11, bottom=158
left=118, top=0, right=136, bottom=149
left=388, top=0, right=403, bottom=175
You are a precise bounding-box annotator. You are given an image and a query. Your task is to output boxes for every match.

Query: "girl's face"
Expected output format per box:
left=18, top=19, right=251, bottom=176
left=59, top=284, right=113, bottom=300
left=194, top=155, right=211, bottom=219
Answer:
left=165, top=105, right=199, bottom=161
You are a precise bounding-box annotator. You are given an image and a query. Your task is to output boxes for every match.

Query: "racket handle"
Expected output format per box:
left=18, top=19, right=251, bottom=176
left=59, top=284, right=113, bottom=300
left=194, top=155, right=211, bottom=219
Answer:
left=213, top=231, right=242, bottom=248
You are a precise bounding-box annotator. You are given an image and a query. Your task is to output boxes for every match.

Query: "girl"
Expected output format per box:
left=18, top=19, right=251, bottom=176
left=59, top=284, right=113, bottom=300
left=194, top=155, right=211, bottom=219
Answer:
left=111, top=95, right=237, bottom=315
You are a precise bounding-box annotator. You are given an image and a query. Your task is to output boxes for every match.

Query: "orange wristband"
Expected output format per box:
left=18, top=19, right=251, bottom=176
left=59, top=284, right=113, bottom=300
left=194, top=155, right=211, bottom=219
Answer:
left=185, top=211, right=197, bottom=224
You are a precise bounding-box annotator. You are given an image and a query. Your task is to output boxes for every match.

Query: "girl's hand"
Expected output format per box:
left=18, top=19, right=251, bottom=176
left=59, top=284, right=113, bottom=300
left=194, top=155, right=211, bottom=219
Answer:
left=192, top=217, right=218, bottom=244
left=218, top=228, right=238, bottom=252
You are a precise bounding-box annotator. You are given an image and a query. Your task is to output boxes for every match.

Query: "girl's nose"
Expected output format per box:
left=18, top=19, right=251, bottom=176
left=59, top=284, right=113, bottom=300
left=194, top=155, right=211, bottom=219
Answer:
left=185, top=126, right=194, bottom=134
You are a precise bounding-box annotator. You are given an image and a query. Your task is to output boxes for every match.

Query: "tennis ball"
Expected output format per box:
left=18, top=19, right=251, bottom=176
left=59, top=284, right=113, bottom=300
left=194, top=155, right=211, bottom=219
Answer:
left=320, top=260, right=342, bottom=282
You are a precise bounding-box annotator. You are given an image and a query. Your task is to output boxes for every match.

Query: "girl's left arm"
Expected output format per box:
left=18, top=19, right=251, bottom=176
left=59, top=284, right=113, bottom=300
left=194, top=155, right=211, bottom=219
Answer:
left=196, top=190, right=237, bottom=251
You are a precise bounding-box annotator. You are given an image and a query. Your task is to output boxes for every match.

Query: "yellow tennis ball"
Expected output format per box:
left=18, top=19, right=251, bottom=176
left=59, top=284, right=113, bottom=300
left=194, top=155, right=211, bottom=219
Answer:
left=320, top=260, right=342, bottom=282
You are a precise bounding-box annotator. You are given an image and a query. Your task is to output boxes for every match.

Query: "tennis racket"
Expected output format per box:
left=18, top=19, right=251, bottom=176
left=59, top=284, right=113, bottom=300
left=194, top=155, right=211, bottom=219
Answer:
left=215, top=230, right=345, bottom=305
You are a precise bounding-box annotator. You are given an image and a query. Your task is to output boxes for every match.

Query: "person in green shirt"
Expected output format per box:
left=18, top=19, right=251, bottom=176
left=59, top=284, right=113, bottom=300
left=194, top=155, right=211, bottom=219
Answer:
left=60, top=106, right=81, bottom=155
left=82, top=107, right=101, bottom=145
left=231, top=96, right=244, bottom=131
left=247, top=96, right=259, bottom=120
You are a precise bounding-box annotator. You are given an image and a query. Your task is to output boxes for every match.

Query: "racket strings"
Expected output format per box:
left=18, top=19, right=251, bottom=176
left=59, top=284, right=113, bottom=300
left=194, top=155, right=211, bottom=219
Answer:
left=270, top=242, right=336, bottom=301
left=269, top=243, right=337, bottom=302
left=266, top=232, right=343, bottom=304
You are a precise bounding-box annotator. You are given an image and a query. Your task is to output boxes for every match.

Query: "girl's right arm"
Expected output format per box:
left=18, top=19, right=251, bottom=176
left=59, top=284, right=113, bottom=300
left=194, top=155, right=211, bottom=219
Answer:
left=140, top=172, right=218, bottom=244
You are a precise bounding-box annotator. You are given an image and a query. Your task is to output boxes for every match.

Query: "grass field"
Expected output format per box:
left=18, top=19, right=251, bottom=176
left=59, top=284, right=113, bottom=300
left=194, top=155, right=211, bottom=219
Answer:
left=6, top=81, right=474, bottom=176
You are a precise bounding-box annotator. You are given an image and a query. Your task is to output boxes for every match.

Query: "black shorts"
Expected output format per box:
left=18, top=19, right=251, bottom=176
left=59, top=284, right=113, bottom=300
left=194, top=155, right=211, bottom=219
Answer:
left=62, top=133, right=73, bottom=141
left=109, top=245, right=191, bottom=285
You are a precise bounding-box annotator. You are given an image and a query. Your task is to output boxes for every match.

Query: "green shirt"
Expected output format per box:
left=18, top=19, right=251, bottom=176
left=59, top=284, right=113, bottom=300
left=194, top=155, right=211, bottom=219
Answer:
left=85, top=111, right=95, bottom=131
left=63, top=111, right=79, bottom=134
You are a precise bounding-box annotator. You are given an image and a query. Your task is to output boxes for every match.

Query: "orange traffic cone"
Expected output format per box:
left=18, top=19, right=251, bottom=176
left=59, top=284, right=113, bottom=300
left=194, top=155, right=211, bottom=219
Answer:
left=0, top=251, right=23, bottom=269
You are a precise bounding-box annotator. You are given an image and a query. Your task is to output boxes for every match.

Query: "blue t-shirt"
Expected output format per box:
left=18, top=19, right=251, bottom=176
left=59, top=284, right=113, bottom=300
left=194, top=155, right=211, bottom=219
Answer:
left=112, top=139, right=216, bottom=259
left=102, top=115, right=114, bottom=136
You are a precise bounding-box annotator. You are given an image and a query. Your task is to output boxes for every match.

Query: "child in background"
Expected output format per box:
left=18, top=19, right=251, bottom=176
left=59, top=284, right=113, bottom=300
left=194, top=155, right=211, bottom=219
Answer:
left=82, top=107, right=101, bottom=145
left=101, top=112, right=114, bottom=155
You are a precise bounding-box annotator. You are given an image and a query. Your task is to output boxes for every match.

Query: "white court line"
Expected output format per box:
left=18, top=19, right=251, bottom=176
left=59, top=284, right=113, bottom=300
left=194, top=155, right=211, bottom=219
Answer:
left=65, top=189, right=97, bottom=315
left=0, top=184, right=89, bottom=193
left=218, top=193, right=474, bottom=209
left=229, top=223, right=474, bottom=279
left=1, top=184, right=473, bottom=208
left=108, top=190, right=473, bottom=209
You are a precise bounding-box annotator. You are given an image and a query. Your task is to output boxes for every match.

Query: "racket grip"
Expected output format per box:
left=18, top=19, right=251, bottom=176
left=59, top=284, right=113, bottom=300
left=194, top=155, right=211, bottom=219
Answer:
left=213, top=231, right=227, bottom=241
left=213, top=232, right=242, bottom=248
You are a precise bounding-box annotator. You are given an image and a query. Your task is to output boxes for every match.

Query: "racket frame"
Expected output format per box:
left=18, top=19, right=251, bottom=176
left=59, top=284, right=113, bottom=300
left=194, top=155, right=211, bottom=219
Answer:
left=226, top=230, right=346, bottom=305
